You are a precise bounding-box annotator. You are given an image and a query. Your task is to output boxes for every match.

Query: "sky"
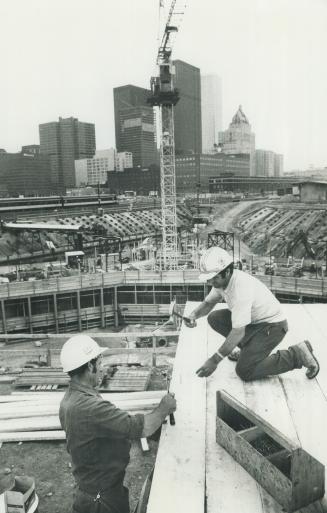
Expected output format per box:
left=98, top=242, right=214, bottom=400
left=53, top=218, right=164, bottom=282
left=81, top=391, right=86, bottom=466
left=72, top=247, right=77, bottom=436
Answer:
left=1, top=0, right=327, bottom=171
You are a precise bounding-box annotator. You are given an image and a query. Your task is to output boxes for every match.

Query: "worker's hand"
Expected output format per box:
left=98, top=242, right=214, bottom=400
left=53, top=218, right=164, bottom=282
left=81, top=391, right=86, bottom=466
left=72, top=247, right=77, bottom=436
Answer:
left=196, top=355, right=219, bottom=378
left=183, top=314, right=197, bottom=328
left=158, top=393, right=177, bottom=416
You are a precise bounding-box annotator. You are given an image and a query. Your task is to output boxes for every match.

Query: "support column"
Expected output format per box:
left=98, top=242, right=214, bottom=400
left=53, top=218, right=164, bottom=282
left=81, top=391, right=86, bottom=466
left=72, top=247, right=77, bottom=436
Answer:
left=53, top=293, right=59, bottom=333
left=114, top=287, right=119, bottom=328
left=1, top=300, right=8, bottom=342
left=76, top=291, right=82, bottom=332
left=27, top=297, right=33, bottom=334
left=100, top=288, right=105, bottom=328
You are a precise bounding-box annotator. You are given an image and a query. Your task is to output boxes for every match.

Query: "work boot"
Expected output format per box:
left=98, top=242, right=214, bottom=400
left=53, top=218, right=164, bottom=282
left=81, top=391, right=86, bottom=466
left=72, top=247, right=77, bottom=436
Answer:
left=228, top=348, right=241, bottom=362
left=294, top=340, right=320, bottom=379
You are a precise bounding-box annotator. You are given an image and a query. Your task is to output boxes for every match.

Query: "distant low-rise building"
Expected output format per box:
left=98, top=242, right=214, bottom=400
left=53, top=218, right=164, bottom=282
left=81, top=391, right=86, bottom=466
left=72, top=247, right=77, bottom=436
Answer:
left=175, top=153, right=250, bottom=193
left=107, top=164, right=160, bottom=196
left=0, top=151, right=52, bottom=196
left=75, top=149, right=134, bottom=186
left=209, top=175, right=297, bottom=195
left=285, top=167, right=327, bottom=180
left=115, top=152, right=133, bottom=172
left=75, top=149, right=116, bottom=186
left=21, top=144, right=40, bottom=156
left=254, top=149, right=283, bottom=177
left=297, top=181, right=327, bottom=203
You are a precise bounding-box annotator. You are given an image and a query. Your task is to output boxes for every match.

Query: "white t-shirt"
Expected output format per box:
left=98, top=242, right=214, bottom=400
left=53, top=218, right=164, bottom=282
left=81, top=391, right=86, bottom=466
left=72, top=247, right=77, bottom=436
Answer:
left=204, top=270, right=285, bottom=329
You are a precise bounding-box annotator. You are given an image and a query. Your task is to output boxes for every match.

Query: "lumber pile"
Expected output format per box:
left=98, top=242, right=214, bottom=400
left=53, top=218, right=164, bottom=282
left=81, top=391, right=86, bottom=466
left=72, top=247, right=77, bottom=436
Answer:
left=0, top=390, right=165, bottom=443
left=14, top=368, right=69, bottom=389
left=4, top=365, right=152, bottom=392
left=106, top=368, right=151, bottom=391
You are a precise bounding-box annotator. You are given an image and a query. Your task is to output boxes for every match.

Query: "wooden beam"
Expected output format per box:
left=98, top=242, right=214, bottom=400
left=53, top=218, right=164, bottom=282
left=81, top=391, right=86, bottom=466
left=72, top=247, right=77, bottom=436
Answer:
left=0, top=330, right=179, bottom=339
left=206, top=304, right=263, bottom=513
left=0, top=431, right=65, bottom=442
left=147, top=302, right=207, bottom=513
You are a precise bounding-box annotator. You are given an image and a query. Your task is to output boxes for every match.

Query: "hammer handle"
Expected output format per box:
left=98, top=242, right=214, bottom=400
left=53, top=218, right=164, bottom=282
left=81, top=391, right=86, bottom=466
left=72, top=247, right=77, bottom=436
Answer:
left=166, top=376, right=176, bottom=426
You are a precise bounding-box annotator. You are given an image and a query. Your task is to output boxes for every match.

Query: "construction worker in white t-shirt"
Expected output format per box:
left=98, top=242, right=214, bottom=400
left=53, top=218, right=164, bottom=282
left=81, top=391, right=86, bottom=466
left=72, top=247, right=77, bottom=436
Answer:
left=185, top=247, right=320, bottom=381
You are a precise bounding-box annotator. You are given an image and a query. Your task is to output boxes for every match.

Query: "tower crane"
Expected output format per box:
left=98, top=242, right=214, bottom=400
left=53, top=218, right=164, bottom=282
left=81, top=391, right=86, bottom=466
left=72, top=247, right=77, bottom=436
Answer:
left=148, top=0, right=186, bottom=270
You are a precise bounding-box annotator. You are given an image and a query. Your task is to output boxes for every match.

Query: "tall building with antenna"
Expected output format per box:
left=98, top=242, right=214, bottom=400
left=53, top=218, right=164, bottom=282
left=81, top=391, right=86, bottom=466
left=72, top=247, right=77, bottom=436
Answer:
left=201, top=74, right=222, bottom=153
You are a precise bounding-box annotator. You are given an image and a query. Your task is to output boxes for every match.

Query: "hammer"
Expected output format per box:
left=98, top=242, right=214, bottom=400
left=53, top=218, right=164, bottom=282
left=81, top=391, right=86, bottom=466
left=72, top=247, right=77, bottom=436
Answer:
left=169, top=298, right=196, bottom=327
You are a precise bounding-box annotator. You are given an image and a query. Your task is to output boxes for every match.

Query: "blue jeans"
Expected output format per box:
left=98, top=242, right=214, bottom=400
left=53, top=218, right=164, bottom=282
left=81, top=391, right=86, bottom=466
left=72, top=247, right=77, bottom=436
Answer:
left=207, top=309, right=301, bottom=381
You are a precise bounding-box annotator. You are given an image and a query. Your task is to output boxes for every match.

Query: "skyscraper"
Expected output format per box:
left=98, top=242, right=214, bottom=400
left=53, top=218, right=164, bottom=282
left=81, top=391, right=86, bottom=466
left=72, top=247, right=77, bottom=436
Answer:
left=219, top=106, right=255, bottom=175
left=113, top=85, right=157, bottom=168
left=39, top=117, right=96, bottom=190
left=172, top=60, right=202, bottom=155
left=201, top=74, right=222, bottom=153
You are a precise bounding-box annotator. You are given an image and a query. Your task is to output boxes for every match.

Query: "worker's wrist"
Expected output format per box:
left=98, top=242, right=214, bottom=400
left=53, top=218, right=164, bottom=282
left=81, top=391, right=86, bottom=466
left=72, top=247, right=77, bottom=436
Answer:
left=156, top=403, right=169, bottom=420
left=212, top=351, right=224, bottom=364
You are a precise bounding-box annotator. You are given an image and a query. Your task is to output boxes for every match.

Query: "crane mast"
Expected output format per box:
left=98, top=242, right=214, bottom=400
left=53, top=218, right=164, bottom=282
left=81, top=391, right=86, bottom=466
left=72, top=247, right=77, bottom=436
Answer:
left=148, top=1, right=183, bottom=270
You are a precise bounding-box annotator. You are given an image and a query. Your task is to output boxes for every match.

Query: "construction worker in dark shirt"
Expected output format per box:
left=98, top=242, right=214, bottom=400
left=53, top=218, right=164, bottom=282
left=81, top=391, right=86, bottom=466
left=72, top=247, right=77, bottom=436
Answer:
left=59, top=335, right=176, bottom=513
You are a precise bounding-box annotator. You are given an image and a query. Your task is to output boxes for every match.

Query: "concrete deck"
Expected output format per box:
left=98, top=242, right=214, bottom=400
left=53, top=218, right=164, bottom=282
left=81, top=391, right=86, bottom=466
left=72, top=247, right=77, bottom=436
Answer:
left=147, top=302, right=327, bottom=513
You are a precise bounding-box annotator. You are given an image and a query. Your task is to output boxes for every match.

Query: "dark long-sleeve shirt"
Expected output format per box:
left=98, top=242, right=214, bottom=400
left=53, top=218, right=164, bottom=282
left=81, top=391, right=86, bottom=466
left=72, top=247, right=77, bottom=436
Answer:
left=59, top=382, right=144, bottom=495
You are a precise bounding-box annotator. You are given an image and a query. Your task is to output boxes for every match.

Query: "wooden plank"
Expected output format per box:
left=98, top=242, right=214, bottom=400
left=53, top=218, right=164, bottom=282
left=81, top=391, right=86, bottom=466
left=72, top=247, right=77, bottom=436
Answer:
left=0, top=331, right=179, bottom=339
left=301, top=304, right=327, bottom=399
left=219, top=390, right=296, bottom=451
left=0, top=398, right=162, bottom=420
left=239, top=303, right=327, bottom=513
left=205, top=304, right=265, bottom=513
left=0, top=415, right=62, bottom=432
left=6, top=390, right=166, bottom=401
left=272, top=305, right=327, bottom=510
left=0, top=407, right=151, bottom=433
left=147, top=301, right=207, bottom=513
left=0, top=431, right=65, bottom=442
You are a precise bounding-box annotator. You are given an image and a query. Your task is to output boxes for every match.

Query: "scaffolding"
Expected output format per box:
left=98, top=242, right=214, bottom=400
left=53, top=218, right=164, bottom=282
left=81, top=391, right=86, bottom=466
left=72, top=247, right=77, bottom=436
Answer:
left=208, top=230, right=235, bottom=261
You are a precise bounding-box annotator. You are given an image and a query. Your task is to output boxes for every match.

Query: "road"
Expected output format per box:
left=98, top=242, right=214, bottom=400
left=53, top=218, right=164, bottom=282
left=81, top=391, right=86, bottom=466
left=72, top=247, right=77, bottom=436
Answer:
left=204, top=200, right=259, bottom=260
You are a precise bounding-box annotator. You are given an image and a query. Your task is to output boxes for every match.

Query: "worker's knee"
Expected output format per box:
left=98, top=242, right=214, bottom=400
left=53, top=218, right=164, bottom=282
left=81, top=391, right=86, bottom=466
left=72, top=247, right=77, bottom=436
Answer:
left=207, top=311, right=217, bottom=331
left=207, top=309, right=231, bottom=337
left=235, top=362, right=254, bottom=382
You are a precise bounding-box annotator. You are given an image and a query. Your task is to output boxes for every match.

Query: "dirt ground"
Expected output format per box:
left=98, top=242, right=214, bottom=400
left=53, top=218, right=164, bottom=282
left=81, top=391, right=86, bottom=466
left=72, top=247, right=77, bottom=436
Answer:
left=1, top=438, right=159, bottom=513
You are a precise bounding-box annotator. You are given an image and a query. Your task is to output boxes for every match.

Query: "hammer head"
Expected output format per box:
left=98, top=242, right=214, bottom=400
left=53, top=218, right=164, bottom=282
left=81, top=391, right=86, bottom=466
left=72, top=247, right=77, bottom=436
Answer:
left=169, top=298, right=185, bottom=322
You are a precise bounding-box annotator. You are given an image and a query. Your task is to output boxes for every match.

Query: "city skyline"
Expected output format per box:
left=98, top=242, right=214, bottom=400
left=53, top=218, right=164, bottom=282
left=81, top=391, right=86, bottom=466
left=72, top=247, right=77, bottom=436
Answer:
left=1, top=0, right=327, bottom=171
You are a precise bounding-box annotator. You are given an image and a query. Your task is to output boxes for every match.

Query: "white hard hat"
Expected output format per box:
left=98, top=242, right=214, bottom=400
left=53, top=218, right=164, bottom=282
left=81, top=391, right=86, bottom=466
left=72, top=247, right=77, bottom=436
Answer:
left=198, top=247, right=233, bottom=282
left=60, top=334, right=107, bottom=373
